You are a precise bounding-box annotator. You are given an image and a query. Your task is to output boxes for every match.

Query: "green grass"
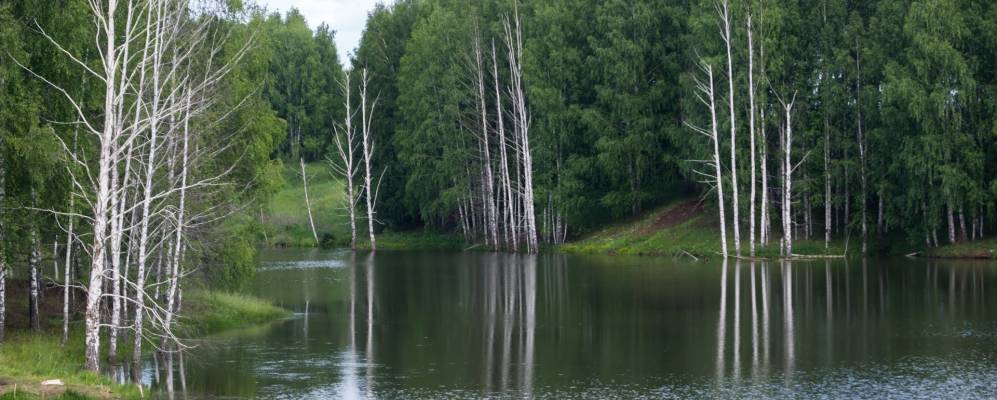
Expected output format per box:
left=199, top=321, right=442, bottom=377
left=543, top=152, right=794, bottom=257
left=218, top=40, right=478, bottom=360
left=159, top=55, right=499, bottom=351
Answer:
left=925, top=237, right=997, bottom=259
left=0, top=333, right=143, bottom=399
left=559, top=199, right=848, bottom=259
left=265, top=162, right=469, bottom=251
left=180, top=291, right=291, bottom=336
left=358, top=231, right=466, bottom=252
left=265, top=164, right=853, bottom=259
left=266, top=162, right=351, bottom=247
left=0, top=288, right=287, bottom=399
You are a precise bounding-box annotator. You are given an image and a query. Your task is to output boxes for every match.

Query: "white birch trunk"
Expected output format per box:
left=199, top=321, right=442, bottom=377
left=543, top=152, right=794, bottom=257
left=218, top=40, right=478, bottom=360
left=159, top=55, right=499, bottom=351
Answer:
left=782, top=96, right=796, bottom=256
left=29, top=206, right=41, bottom=331
left=824, top=120, right=831, bottom=249
left=360, top=69, right=378, bottom=251
left=855, top=44, right=868, bottom=253
left=163, top=92, right=193, bottom=355
left=690, top=62, right=728, bottom=257
left=505, top=9, right=538, bottom=253
left=301, top=157, right=319, bottom=245
left=85, top=0, right=120, bottom=369
left=63, top=194, right=75, bottom=345
left=747, top=15, right=757, bottom=257
left=760, top=107, right=769, bottom=245
left=492, top=42, right=515, bottom=250
left=947, top=201, right=956, bottom=243
left=718, top=0, right=740, bottom=256
left=331, top=73, right=358, bottom=250
left=474, top=32, right=498, bottom=249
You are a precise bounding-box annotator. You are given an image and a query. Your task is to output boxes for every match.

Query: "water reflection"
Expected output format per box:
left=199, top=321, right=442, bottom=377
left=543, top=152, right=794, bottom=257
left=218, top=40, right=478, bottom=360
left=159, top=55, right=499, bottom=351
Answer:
left=145, top=252, right=997, bottom=399
left=478, top=254, right=536, bottom=395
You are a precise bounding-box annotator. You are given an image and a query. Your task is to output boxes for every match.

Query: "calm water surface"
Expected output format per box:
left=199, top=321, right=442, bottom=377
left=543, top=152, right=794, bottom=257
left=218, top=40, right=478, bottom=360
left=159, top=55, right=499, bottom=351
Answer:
left=150, top=250, right=997, bottom=399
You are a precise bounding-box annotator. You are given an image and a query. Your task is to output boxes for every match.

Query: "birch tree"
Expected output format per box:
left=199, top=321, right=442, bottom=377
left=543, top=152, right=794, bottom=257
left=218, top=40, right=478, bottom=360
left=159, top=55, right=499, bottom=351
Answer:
left=301, top=157, right=319, bottom=245
left=688, top=61, right=729, bottom=257
left=746, top=12, right=758, bottom=256
left=717, top=0, right=741, bottom=256
left=473, top=26, right=498, bottom=249
left=504, top=8, right=539, bottom=253
left=778, top=92, right=797, bottom=256
left=359, top=68, right=379, bottom=251
left=330, top=72, right=360, bottom=250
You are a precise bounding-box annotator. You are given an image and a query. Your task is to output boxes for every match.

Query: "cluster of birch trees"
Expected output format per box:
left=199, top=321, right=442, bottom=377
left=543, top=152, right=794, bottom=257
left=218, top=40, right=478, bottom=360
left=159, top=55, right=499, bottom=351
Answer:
left=351, top=1, right=544, bottom=252
left=329, top=68, right=382, bottom=251
left=688, top=0, right=798, bottom=257
left=684, top=0, right=995, bottom=256
left=351, top=0, right=994, bottom=253
left=50, top=0, right=251, bottom=373
left=462, top=10, right=543, bottom=252
left=0, top=0, right=284, bottom=377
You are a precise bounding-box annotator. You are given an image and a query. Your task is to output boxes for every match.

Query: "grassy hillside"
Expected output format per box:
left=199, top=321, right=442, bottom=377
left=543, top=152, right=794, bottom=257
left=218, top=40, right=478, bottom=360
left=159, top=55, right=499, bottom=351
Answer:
left=265, top=162, right=350, bottom=247
left=264, top=162, right=465, bottom=250
left=559, top=199, right=849, bottom=259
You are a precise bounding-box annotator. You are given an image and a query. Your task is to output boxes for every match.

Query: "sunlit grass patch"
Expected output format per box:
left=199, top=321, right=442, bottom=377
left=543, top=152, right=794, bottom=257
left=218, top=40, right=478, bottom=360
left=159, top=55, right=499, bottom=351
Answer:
left=0, top=333, right=142, bottom=399
left=181, top=291, right=291, bottom=336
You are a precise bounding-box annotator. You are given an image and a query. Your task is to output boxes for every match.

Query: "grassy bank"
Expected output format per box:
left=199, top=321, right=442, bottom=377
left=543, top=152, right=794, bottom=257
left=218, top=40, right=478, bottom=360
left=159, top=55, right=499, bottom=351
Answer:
left=559, top=199, right=848, bottom=259
left=355, top=231, right=466, bottom=252
left=0, top=333, right=143, bottom=399
left=0, top=282, right=288, bottom=399
left=925, top=237, right=997, bottom=259
left=180, top=291, right=291, bottom=336
left=265, top=163, right=880, bottom=259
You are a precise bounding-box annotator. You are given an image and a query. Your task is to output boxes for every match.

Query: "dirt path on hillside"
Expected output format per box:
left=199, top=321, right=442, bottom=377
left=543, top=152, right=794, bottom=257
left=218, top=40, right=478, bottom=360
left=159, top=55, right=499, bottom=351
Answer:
left=640, top=200, right=704, bottom=234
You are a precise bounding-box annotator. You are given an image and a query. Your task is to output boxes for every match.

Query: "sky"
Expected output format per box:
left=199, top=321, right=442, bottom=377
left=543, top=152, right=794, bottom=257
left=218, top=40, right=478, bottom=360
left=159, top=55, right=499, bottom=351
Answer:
left=260, top=0, right=388, bottom=65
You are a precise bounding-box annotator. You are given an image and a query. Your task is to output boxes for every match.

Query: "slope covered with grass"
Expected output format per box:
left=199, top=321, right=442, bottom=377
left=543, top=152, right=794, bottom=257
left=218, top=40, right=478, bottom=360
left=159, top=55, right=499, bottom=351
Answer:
left=559, top=198, right=848, bottom=259
left=265, top=162, right=350, bottom=247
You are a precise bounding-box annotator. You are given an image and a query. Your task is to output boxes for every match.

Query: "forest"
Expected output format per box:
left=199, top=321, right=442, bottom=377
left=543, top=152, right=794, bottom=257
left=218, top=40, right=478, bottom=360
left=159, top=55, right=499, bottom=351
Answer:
left=0, top=0, right=994, bottom=391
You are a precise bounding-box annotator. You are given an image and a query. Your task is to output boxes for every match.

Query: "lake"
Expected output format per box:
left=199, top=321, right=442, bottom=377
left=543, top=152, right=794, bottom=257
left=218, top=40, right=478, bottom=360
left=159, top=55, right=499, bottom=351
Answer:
left=146, top=249, right=997, bottom=399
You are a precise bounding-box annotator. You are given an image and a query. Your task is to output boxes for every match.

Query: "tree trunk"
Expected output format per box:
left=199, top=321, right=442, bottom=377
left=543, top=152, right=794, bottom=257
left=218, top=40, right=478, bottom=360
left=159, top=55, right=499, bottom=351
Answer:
left=332, top=73, right=358, bottom=250
left=855, top=43, right=868, bottom=254
left=782, top=96, right=796, bottom=256
left=947, top=201, right=956, bottom=244
left=747, top=15, right=757, bottom=257
left=0, top=139, right=5, bottom=342
left=824, top=120, right=831, bottom=249
left=29, top=200, right=41, bottom=332
left=719, top=0, right=740, bottom=256
left=63, top=199, right=75, bottom=345
left=760, top=107, right=769, bottom=245
left=695, top=63, right=728, bottom=257
left=505, top=11, right=538, bottom=253
left=493, top=41, right=515, bottom=250
left=301, top=157, right=319, bottom=246
left=958, top=207, right=967, bottom=242
left=474, top=32, right=498, bottom=249
left=360, top=69, right=378, bottom=251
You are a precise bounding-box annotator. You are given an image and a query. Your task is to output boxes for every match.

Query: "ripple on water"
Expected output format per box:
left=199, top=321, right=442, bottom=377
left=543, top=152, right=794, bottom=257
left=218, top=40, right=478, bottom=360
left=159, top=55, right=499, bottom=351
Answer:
left=259, top=258, right=346, bottom=270
left=347, top=354, right=997, bottom=400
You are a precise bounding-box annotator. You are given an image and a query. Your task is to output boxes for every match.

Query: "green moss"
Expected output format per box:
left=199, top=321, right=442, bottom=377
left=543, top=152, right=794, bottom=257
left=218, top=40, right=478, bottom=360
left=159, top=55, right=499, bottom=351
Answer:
left=180, top=291, right=291, bottom=336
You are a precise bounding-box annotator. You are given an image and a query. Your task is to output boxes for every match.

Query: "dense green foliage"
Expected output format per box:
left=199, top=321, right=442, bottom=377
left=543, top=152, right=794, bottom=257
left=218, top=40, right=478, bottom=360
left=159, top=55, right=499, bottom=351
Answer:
left=0, top=0, right=354, bottom=290
left=347, top=0, right=995, bottom=251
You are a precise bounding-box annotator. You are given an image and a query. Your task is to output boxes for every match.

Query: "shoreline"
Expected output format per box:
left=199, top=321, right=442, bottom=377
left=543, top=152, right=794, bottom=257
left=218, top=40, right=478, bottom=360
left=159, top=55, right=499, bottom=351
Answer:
left=0, top=287, right=289, bottom=400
